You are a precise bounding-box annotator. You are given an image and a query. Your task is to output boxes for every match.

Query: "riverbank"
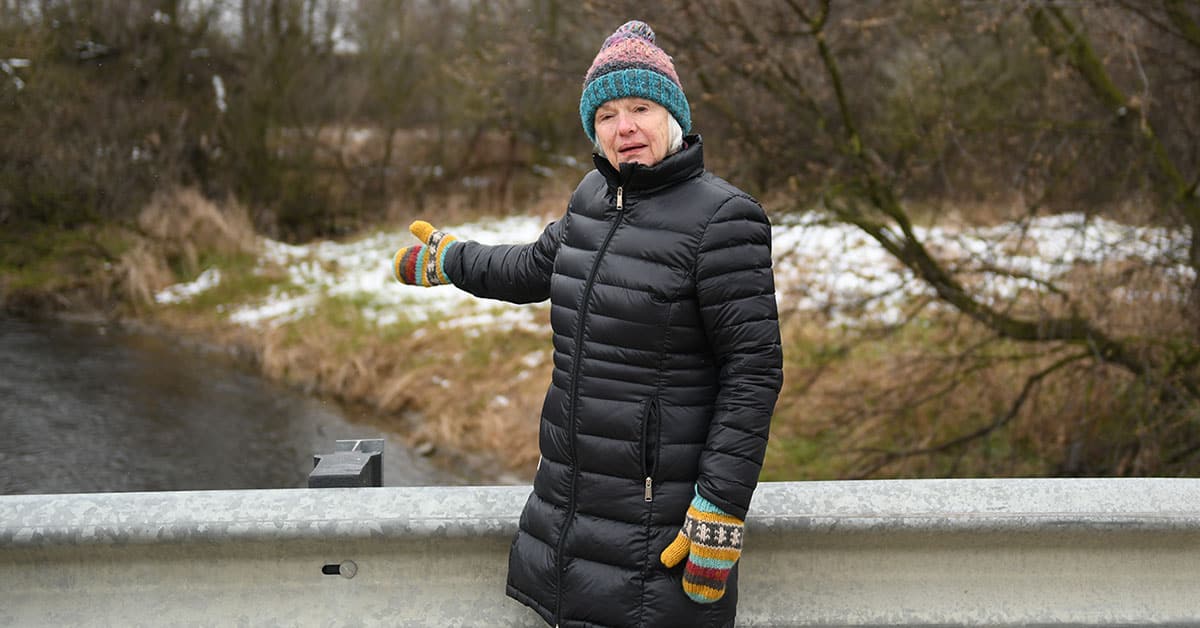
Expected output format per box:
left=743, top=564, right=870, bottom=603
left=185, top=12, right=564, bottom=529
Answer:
left=0, top=314, right=473, bottom=494
left=4, top=304, right=526, bottom=486
left=0, top=224, right=525, bottom=484
left=6, top=189, right=1194, bottom=481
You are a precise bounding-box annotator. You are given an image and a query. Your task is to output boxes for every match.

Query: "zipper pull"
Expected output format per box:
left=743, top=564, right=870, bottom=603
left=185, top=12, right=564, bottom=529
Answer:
left=617, top=186, right=624, bottom=211
left=644, top=477, right=653, bottom=502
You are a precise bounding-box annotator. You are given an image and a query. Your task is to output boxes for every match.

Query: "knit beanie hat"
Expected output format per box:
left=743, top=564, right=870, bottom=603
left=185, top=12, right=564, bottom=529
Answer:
left=580, top=20, right=692, bottom=144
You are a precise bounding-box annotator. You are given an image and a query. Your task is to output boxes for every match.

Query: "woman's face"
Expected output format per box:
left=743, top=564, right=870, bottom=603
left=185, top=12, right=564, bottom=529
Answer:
left=594, top=98, right=671, bottom=170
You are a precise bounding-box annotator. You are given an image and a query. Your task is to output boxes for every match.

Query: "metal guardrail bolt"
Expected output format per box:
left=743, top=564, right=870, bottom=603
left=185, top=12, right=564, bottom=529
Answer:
left=321, top=560, right=357, bottom=579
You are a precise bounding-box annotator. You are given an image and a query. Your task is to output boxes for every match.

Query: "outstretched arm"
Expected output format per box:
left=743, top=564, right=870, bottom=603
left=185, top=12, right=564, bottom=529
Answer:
left=392, top=215, right=566, bottom=305
left=444, top=215, right=565, bottom=304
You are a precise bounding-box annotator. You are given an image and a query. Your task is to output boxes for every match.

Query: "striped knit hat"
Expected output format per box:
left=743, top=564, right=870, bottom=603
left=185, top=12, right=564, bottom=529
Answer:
left=580, top=20, right=692, bottom=144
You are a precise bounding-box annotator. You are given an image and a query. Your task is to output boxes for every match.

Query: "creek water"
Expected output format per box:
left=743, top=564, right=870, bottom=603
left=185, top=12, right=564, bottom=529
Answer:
left=0, top=316, right=459, bottom=495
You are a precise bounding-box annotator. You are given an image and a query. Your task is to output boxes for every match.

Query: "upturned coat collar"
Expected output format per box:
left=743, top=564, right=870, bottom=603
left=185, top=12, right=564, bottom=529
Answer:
left=593, top=134, right=705, bottom=197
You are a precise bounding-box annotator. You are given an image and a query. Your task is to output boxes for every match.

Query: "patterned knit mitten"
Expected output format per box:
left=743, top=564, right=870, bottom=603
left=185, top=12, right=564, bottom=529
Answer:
left=659, top=490, right=745, bottom=604
left=393, top=220, right=459, bottom=286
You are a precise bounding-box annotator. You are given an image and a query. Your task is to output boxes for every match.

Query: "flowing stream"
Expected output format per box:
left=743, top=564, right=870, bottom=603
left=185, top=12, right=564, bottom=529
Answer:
left=0, top=316, right=458, bottom=495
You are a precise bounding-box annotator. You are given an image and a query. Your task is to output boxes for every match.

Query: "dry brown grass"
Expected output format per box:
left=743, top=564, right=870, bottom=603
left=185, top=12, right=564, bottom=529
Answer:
left=385, top=173, right=577, bottom=230
left=114, top=242, right=175, bottom=307
left=243, top=312, right=549, bottom=478
left=1061, top=261, right=1194, bottom=340
left=116, top=187, right=258, bottom=307
left=768, top=260, right=1197, bottom=480
left=774, top=317, right=1041, bottom=478
left=137, top=187, right=257, bottom=266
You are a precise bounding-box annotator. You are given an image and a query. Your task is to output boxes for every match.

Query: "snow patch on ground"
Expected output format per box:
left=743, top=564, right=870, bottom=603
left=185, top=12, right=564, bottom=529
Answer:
left=155, top=211, right=1192, bottom=330
left=155, top=268, right=222, bottom=304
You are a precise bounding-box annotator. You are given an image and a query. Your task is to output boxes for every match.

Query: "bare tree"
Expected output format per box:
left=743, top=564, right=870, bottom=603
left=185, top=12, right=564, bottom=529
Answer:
left=619, top=0, right=1200, bottom=476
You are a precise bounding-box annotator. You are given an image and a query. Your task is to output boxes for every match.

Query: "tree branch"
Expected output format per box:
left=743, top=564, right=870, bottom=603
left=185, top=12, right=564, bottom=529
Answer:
left=850, top=350, right=1091, bottom=478
left=1028, top=1, right=1200, bottom=350
left=1029, top=5, right=1198, bottom=217
left=1164, top=0, right=1200, bottom=52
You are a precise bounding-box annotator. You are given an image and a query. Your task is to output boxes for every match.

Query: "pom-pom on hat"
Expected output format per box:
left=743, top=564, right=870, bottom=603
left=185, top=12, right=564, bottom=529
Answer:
left=580, top=20, right=691, bottom=144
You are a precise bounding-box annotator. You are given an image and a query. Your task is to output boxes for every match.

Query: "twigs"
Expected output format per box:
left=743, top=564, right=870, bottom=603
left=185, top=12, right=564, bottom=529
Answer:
left=850, top=349, right=1091, bottom=478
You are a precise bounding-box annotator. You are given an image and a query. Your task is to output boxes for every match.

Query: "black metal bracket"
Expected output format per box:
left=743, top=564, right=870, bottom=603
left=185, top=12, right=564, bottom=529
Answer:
left=309, top=439, right=384, bottom=488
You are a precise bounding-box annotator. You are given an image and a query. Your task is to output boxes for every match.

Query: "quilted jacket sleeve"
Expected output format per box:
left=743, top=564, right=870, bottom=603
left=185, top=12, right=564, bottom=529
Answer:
left=693, top=195, right=783, bottom=520
left=444, top=216, right=565, bottom=304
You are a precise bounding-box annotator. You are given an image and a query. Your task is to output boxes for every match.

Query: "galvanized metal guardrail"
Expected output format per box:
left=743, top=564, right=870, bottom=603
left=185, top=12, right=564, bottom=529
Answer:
left=3, top=479, right=1200, bottom=626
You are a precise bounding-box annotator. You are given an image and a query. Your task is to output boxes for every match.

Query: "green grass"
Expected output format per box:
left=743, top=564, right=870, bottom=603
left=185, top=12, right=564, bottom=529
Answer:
left=169, top=253, right=287, bottom=313
left=0, top=223, right=129, bottom=291
left=298, top=294, right=404, bottom=354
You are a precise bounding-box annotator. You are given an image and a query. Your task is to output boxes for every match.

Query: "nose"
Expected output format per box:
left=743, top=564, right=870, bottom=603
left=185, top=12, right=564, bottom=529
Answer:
left=617, top=111, right=638, bottom=135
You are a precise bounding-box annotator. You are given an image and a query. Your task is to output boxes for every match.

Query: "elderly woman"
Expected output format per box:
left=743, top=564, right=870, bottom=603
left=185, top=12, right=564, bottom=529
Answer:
left=393, top=20, right=782, bottom=628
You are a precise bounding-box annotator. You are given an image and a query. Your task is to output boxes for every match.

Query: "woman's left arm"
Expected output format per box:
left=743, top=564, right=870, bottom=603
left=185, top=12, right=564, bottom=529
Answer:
left=693, top=194, right=784, bottom=521
left=445, top=215, right=565, bottom=304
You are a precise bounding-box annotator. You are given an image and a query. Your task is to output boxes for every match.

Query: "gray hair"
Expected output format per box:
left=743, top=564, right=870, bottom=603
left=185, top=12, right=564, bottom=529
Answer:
left=594, top=113, right=685, bottom=158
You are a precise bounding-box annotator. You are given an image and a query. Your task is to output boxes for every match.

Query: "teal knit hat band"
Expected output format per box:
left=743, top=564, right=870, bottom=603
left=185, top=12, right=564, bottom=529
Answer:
left=580, top=21, right=691, bottom=143
left=580, top=68, right=692, bottom=143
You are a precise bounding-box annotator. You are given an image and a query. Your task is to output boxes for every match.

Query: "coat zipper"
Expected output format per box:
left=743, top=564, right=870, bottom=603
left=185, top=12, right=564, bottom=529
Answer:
left=555, top=185, right=625, bottom=626
left=642, top=397, right=660, bottom=502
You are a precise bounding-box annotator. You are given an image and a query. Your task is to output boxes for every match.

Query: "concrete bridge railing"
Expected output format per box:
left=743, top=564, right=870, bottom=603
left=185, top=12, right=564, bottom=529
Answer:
left=3, top=479, right=1200, bottom=626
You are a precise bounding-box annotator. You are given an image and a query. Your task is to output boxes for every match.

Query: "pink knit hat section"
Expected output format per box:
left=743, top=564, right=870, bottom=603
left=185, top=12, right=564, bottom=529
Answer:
left=583, top=21, right=681, bottom=87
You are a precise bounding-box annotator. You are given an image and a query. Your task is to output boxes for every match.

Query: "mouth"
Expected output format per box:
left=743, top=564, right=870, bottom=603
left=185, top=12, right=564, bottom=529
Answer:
left=618, top=143, right=647, bottom=156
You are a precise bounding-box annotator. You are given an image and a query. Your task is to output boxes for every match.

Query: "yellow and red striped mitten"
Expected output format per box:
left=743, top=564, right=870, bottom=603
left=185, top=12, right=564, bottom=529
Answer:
left=392, top=220, right=458, bottom=287
left=659, top=489, right=745, bottom=604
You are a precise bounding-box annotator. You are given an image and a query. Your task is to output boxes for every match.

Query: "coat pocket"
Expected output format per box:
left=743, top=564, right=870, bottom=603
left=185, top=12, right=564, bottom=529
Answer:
left=640, top=396, right=661, bottom=501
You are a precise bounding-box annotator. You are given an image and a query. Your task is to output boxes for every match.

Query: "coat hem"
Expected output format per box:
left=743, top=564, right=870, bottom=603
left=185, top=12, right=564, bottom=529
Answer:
left=507, top=584, right=554, bottom=627
left=507, top=584, right=627, bottom=628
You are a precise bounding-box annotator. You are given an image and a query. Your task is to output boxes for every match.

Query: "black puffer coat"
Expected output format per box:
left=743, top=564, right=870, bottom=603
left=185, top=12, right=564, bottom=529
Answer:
left=445, top=137, right=783, bottom=628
